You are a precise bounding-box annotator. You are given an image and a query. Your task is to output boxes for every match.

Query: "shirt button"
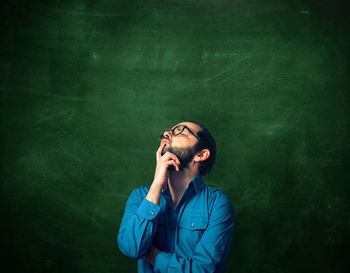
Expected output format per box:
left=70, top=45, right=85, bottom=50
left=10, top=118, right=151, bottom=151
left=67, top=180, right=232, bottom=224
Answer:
left=151, top=211, right=155, bottom=215
left=191, top=223, right=195, bottom=228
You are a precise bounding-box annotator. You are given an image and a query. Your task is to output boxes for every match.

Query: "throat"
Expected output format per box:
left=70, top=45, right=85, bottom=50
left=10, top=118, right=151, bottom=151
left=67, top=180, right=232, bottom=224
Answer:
left=167, top=172, right=194, bottom=210
left=167, top=180, right=186, bottom=209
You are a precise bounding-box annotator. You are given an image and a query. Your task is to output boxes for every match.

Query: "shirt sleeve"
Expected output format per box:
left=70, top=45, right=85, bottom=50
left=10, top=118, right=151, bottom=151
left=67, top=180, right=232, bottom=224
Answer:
left=117, top=187, right=161, bottom=259
left=153, top=193, right=234, bottom=273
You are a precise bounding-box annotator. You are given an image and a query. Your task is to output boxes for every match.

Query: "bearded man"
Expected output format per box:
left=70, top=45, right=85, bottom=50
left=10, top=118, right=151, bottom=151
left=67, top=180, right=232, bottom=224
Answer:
left=117, top=121, right=234, bottom=273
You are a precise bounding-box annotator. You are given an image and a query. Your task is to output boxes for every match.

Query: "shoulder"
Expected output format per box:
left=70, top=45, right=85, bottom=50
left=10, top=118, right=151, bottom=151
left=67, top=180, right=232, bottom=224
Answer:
left=205, top=185, right=232, bottom=203
left=126, top=185, right=150, bottom=203
left=134, top=185, right=150, bottom=195
left=203, top=185, right=234, bottom=214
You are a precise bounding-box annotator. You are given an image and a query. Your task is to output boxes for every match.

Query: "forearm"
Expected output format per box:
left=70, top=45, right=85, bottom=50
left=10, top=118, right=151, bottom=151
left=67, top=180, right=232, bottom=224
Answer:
left=152, top=252, right=217, bottom=273
left=117, top=190, right=161, bottom=259
left=145, top=181, right=164, bottom=205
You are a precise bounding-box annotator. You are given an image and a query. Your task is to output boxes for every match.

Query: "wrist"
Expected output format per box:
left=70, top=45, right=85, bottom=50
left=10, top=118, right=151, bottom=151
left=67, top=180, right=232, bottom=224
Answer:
left=152, top=248, right=161, bottom=265
left=151, top=180, right=166, bottom=189
left=145, top=182, right=164, bottom=206
left=146, top=246, right=161, bottom=266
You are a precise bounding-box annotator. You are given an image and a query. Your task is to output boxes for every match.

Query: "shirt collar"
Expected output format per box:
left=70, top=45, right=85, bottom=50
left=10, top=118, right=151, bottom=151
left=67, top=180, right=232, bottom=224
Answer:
left=161, top=175, right=205, bottom=193
left=188, top=175, right=205, bottom=193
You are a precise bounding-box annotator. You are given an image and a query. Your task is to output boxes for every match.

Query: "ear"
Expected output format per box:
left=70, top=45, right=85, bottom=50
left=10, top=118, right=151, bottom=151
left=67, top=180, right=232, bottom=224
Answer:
left=194, top=149, right=210, bottom=163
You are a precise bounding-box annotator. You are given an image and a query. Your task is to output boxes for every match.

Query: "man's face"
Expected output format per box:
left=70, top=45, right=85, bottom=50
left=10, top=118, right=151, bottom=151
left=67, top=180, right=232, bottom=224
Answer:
left=160, top=122, right=201, bottom=171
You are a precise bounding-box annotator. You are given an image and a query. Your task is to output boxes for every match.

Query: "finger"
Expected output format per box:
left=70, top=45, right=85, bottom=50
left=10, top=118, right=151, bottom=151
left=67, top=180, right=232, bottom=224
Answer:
left=165, top=160, right=180, bottom=172
left=165, top=160, right=179, bottom=172
left=162, top=152, right=180, bottom=165
left=156, top=142, right=166, bottom=160
left=169, top=153, right=180, bottom=164
left=162, top=152, right=177, bottom=162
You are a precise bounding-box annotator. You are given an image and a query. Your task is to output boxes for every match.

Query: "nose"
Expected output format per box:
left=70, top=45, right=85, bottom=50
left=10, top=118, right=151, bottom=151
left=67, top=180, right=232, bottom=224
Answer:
left=163, top=130, right=172, bottom=139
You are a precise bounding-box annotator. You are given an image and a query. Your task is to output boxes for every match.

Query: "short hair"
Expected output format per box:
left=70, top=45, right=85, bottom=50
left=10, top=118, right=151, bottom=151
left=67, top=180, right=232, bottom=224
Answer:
left=185, top=121, right=216, bottom=176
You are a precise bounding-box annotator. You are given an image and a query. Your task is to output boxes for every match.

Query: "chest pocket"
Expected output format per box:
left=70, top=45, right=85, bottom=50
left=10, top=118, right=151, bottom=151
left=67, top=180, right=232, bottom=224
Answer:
left=178, top=213, right=209, bottom=251
left=178, top=214, right=208, bottom=230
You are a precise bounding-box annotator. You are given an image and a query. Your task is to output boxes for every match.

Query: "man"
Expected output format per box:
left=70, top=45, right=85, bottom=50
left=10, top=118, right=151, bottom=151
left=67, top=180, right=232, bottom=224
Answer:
left=117, top=121, right=234, bottom=273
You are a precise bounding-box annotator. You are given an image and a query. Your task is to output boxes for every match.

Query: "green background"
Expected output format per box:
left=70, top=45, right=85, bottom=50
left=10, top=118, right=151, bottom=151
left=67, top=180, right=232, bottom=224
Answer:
left=1, top=0, right=349, bottom=272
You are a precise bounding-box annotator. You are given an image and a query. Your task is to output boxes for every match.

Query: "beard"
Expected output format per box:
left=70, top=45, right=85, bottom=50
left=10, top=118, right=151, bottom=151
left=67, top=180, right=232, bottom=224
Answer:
left=161, top=142, right=199, bottom=171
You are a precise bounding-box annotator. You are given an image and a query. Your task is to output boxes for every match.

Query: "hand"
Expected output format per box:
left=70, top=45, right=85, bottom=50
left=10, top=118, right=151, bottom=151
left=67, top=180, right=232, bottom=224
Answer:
left=153, top=142, right=180, bottom=187
left=145, top=143, right=181, bottom=205
left=143, top=245, right=161, bottom=266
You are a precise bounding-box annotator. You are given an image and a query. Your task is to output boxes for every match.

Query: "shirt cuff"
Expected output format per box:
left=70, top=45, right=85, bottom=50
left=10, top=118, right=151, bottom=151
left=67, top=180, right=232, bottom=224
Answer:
left=153, top=251, right=172, bottom=273
left=137, top=198, right=160, bottom=220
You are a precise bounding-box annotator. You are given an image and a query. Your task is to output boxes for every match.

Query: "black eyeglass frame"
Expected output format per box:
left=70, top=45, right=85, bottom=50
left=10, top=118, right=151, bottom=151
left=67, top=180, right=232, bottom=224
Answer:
left=160, top=125, right=199, bottom=140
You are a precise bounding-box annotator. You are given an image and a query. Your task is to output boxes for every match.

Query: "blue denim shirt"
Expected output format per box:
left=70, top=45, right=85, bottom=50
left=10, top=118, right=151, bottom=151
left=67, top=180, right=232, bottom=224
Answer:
left=117, top=176, right=234, bottom=273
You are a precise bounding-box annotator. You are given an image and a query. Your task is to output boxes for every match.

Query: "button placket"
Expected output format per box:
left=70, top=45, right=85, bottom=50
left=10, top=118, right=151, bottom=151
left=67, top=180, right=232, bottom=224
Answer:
left=170, top=212, right=178, bottom=230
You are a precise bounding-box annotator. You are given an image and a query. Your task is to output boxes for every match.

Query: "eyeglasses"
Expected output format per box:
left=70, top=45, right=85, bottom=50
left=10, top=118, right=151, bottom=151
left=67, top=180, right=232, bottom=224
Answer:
left=160, top=125, right=199, bottom=140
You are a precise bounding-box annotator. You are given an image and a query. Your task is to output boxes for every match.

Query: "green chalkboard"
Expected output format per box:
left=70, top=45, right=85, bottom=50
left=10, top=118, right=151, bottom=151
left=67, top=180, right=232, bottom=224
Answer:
left=1, top=0, right=349, bottom=272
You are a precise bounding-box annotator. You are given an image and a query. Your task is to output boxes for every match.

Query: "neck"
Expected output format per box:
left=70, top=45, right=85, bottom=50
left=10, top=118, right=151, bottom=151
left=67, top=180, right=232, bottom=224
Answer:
left=167, top=167, right=199, bottom=209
